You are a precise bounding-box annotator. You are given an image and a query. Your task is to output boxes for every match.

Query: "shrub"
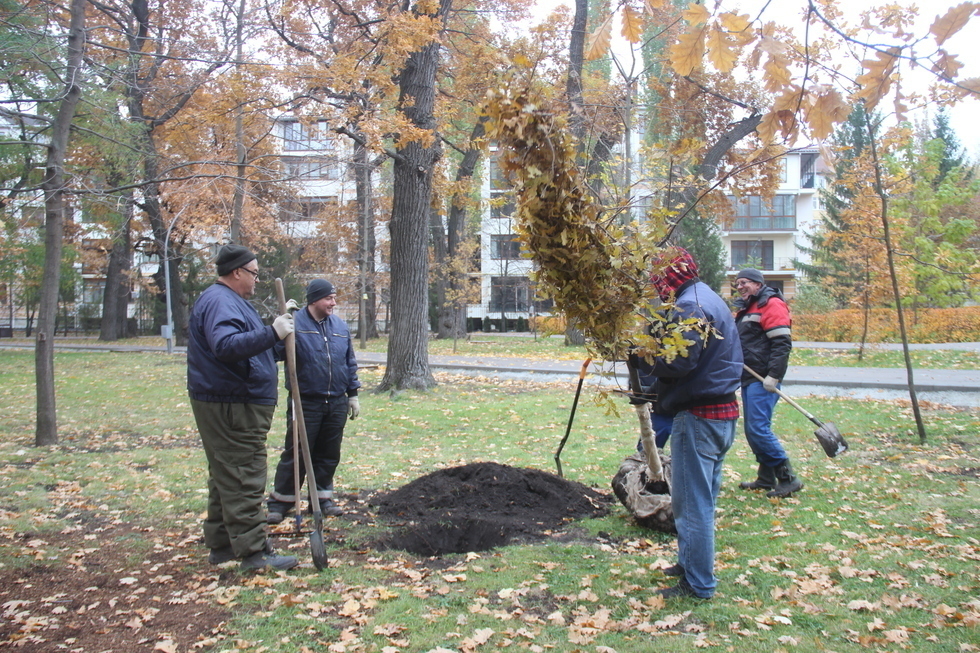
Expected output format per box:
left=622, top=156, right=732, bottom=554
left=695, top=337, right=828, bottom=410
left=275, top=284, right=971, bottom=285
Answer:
left=530, top=315, right=566, bottom=335
left=794, top=307, right=980, bottom=343
left=790, top=282, right=840, bottom=313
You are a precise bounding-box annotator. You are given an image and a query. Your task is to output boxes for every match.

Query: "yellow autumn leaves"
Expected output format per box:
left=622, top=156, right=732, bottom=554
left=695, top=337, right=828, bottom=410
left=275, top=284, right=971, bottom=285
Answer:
left=585, top=1, right=980, bottom=143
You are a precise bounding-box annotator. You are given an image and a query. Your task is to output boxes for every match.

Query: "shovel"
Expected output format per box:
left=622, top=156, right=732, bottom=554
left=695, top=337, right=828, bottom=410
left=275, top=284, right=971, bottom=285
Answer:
left=276, top=279, right=328, bottom=570
left=743, top=365, right=848, bottom=458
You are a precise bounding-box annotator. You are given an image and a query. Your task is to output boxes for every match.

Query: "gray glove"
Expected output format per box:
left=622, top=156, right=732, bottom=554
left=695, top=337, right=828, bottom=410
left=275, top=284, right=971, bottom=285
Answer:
left=272, top=313, right=294, bottom=340
left=763, top=375, right=779, bottom=393
left=284, top=298, right=299, bottom=311
left=347, top=396, right=360, bottom=420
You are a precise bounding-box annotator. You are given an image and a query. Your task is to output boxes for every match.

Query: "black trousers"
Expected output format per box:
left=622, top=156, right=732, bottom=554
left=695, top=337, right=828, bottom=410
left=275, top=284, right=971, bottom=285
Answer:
left=268, top=394, right=348, bottom=513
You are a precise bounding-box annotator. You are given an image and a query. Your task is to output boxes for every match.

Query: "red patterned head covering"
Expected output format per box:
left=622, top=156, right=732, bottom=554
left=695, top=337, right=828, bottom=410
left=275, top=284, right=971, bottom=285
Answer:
left=650, top=247, right=699, bottom=301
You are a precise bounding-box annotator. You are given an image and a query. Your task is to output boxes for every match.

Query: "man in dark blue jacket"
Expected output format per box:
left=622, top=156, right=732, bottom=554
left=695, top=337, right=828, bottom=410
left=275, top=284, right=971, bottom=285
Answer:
left=187, top=244, right=298, bottom=571
left=645, top=247, right=743, bottom=600
left=267, top=279, right=361, bottom=523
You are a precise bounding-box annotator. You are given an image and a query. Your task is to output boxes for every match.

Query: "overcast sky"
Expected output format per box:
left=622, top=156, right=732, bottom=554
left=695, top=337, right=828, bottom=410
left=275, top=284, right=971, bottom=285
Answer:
left=528, top=0, right=980, bottom=162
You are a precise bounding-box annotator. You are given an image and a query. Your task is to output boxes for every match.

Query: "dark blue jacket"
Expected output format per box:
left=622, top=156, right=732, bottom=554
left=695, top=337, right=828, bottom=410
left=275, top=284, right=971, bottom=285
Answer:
left=281, top=307, right=360, bottom=400
left=187, top=283, right=280, bottom=405
left=649, top=280, right=744, bottom=414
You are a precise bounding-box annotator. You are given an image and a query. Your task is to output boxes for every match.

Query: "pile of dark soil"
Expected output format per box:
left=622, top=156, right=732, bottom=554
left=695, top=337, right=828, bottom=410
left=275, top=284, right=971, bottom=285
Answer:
left=369, top=461, right=612, bottom=556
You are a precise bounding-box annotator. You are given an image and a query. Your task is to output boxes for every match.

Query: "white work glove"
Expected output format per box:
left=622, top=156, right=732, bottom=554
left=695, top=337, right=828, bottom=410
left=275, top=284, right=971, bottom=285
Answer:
left=347, top=396, right=360, bottom=420
left=763, top=375, right=780, bottom=393
left=272, top=312, right=294, bottom=340
left=284, top=298, right=299, bottom=311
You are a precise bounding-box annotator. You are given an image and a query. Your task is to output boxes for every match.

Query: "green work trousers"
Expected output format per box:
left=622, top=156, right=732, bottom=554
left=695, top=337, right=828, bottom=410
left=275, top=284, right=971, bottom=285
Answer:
left=192, top=399, right=276, bottom=558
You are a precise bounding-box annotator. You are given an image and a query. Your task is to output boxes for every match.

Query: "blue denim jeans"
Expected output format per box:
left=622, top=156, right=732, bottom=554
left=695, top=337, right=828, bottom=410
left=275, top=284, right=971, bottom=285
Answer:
left=670, top=410, right=736, bottom=598
left=741, top=381, right=789, bottom=467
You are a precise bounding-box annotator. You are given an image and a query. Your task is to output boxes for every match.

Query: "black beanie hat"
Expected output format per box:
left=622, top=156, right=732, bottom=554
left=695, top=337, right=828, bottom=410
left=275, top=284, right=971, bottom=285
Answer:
left=306, top=279, right=335, bottom=303
left=735, top=268, right=765, bottom=284
left=215, top=244, right=256, bottom=276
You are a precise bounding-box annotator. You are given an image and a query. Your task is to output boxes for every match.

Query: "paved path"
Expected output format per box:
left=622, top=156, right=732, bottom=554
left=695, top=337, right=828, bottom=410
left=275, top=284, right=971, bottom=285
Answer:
left=353, top=352, right=980, bottom=408
left=3, top=340, right=979, bottom=408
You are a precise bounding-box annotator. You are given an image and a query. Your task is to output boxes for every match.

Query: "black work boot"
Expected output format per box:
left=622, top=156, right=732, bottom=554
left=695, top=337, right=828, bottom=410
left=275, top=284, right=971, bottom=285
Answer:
left=739, top=463, right=777, bottom=490
left=766, top=461, right=803, bottom=498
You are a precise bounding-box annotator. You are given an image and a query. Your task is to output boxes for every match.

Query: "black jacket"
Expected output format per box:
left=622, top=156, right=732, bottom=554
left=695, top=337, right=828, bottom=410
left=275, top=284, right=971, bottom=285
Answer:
left=734, top=285, right=792, bottom=386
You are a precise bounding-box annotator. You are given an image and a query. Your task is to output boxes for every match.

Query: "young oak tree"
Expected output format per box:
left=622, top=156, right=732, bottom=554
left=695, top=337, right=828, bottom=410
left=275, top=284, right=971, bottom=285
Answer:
left=487, top=0, right=978, bottom=439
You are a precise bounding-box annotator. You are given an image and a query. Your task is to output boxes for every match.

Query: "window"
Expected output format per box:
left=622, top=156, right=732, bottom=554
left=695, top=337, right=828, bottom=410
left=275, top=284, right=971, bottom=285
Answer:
left=491, top=234, right=522, bottom=259
left=489, top=156, right=515, bottom=219
left=280, top=196, right=337, bottom=221
left=282, top=120, right=332, bottom=151
left=283, top=157, right=342, bottom=180
left=82, top=280, right=105, bottom=305
left=778, top=158, right=788, bottom=183
left=731, top=240, right=774, bottom=270
left=726, top=195, right=796, bottom=230
left=490, top=276, right=530, bottom=312
left=800, top=153, right=817, bottom=189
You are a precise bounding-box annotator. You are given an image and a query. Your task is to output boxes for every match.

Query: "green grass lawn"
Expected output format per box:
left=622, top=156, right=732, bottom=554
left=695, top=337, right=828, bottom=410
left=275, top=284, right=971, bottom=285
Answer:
left=1, top=350, right=978, bottom=652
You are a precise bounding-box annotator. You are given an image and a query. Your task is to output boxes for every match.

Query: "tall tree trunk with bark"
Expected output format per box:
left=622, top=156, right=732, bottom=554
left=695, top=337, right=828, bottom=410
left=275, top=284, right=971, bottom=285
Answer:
left=432, top=117, right=487, bottom=340
left=35, top=0, right=86, bottom=446
left=354, top=143, right=379, bottom=340
left=99, top=202, right=133, bottom=341
left=377, top=0, right=451, bottom=392
left=561, top=0, right=590, bottom=347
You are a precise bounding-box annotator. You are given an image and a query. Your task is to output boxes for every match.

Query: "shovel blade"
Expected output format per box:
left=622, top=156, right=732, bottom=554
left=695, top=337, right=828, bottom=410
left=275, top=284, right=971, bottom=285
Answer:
left=815, top=422, right=848, bottom=458
left=310, top=516, right=328, bottom=570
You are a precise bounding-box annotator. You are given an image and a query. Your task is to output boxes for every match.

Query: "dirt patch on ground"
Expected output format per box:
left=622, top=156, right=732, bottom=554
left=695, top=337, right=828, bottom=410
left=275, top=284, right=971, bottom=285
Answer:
left=0, top=522, right=233, bottom=652
left=368, top=461, right=613, bottom=556
left=0, top=462, right=613, bottom=651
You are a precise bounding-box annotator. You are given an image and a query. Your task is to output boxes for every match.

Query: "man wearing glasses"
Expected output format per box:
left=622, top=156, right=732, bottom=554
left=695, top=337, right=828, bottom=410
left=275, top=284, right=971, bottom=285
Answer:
left=732, top=268, right=801, bottom=498
left=187, top=244, right=298, bottom=570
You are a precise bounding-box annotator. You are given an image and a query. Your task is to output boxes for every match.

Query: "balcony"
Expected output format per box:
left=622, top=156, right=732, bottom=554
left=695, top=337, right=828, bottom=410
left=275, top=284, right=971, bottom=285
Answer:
left=727, top=257, right=796, bottom=272
left=730, top=215, right=796, bottom=230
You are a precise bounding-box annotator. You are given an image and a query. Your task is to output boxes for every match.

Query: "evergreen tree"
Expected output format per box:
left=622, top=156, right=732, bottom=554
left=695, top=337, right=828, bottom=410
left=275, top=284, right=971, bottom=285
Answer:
left=676, top=211, right=726, bottom=292
left=795, top=105, right=878, bottom=308
left=932, top=108, right=969, bottom=188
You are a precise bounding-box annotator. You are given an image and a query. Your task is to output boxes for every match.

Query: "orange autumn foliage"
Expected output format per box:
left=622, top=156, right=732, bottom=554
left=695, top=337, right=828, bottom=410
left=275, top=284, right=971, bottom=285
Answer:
left=794, top=307, right=980, bottom=343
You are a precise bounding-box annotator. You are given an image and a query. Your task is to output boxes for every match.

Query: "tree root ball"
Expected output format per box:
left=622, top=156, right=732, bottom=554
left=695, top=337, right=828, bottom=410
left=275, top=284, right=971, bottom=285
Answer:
left=369, top=461, right=613, bottom=556
left=610, top=453, right=676, bottom=534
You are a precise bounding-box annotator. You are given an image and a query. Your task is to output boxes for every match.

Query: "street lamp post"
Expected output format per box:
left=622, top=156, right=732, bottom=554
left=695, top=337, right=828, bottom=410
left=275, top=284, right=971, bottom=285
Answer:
left=162, top=210, right=184, bottom=355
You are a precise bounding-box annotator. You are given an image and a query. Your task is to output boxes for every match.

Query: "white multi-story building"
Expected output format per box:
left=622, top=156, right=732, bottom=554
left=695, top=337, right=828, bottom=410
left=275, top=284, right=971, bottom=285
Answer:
left=465, top=147, right=828, bottom=329
left=719, top=148, right=828, bottom=299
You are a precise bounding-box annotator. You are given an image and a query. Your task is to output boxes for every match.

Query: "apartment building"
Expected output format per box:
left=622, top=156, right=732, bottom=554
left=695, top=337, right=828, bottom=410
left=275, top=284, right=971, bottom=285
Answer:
left=719, top=148, right=828, bottom=300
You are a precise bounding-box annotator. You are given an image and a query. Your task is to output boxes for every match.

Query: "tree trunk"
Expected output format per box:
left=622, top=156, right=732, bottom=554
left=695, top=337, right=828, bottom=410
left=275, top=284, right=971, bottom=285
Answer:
left=35, top=0, right=86, bottom=446
left=99, top=199, right=133, bottom=341
left=433, top=117, right=487, bottom=340
left=867, top=122, right=927, bottom=442
left=566, top=0, right=588, bottom=140
left=230, top=0, right=247, bottom=244
left=377, top=0, right=451, bottom=392
left=354, top=143, right=379, bottom=340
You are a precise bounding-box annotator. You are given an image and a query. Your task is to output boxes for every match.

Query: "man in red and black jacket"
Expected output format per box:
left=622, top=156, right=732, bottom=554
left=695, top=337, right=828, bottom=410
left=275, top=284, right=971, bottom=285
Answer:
left=733, top=268, right=802, bottom=498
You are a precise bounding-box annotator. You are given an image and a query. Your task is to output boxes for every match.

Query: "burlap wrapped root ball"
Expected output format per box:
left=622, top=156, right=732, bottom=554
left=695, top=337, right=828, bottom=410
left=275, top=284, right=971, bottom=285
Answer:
left=611, top=452, right=675, bottom=533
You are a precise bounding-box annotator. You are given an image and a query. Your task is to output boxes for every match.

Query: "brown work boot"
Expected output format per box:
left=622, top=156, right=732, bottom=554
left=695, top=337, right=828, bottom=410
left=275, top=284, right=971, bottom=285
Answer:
left=766, top=461, right=803, bottom=498
left=739, top=463, right=776, bottom=490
